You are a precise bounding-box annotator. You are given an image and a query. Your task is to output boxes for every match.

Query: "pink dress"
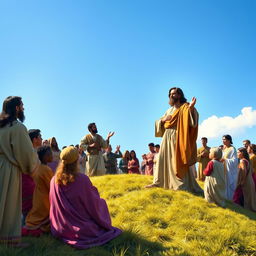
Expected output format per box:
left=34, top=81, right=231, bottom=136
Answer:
left=144, top=152, right=155, bottom=176
left=128, top=158, right=140, bottom=174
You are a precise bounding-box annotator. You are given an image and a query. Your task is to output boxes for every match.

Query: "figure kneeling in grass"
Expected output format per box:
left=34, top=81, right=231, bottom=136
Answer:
left=49, top=146, right=122, bottom=249
left=23, top=146, right=54, bottom=236
left=203, top=147, right=226, bottom=207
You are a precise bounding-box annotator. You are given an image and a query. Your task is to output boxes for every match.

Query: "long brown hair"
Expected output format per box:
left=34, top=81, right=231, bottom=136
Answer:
left=0, top=96, right=22, bottom=128
left=55, top=160, right=79, bottom=185
left=168, top=87, right=187, bottom=104
left=49, top=137, right=60, bottom=152
left=238, top=147, right=250, bottom=162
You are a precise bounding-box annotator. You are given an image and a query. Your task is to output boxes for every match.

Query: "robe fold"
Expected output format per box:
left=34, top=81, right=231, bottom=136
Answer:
left=49, top=173, right=122, bottom=249
left=152, top=104, right=203, bottom=192
left=197, top=146, right=211, bottom=181
left=223, top=146, right=238, bottom=200
left=0, top=121, right=38, bottom=243
left=145, top=152, right=155, bottom=176
left=80, top=134, right=108, bottom=176
left=204, top=160, right=226, bottom=207
left=233, top=160, right=256, bottom=212
left=25, top=164, right=53, bottom=232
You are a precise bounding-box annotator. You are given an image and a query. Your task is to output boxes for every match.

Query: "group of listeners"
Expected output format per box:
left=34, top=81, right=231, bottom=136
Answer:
left=79, top=122, right=161, bottom=176
left=197, top=136, right=256, bottom=211
left=0, top=97, right=121, bottom=248
left=1, top=96, right=256, bottom=249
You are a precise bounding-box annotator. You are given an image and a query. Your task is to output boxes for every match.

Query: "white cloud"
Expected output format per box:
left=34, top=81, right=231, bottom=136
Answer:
left=198, top=107, right=256, bottom=139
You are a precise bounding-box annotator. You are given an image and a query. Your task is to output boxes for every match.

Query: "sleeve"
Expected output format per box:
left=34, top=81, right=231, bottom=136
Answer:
left=155, top=110, right=169, bottom=137
left=11, top=124, right=39, bottom=174
left=114, top=151, right=122, bottom=159
left=189, top=108, right=199, bottom=128
left=99, top=135, right=109, bottom=149
left=119, top=159, right=123, bottom=168
left=136, top=158, right=140, bottom=168
left=197, top=148, right=202, bottom=162
left=80, top=176, right=112, bottom=229
left=203, top=161, right=214, bottom=176
left=225, top=147, right=238, bottom=172
left=80, top=136, right=89, bottom=151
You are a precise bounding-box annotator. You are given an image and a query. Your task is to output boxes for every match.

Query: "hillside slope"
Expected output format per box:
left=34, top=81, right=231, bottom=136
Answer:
left=1, top=174, right=256, bottom=256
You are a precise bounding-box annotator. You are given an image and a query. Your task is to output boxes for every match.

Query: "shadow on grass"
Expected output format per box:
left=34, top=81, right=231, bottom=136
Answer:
left=0, top=231, right=166, bottom=256
left=224, top=200, right=256, bottom=221
left=197, top=180, right=256, bottom=221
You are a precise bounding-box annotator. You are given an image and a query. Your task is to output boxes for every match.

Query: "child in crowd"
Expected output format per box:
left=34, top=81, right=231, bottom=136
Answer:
left=203, top=147, right=226, bottom=207
left=49, top=146, right=122, bottom=249
left=22, top=146, right=53, bottom=236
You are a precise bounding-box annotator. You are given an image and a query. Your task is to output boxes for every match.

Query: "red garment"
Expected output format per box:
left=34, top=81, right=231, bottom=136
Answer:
left=233, top=159, right=249, bottom=207
left=252, top=173, right=256, bottom=191
left=145, top=152, right=155, bottom=176
left=233, top=186, right=244, bottom=206
left=203, top=161, right=214, bottom=176
left=128, top=158, right=140, bottom=174
left=22, top=173, right=35, bottom=215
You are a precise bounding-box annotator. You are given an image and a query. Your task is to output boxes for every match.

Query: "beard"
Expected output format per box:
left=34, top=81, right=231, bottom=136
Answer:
left=17, top=110, right=25, bottom=123
left=90, top=128, right=98, bottom=134
left=169, top=97, right=179, bottom=106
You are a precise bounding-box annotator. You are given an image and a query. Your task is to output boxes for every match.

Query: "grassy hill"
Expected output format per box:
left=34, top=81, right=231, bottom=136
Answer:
left=1, top=174, right=256, bottom=256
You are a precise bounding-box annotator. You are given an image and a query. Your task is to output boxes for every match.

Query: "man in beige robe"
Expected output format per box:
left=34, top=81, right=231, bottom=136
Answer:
left=80, top=123, right=114, bottom=176
left=0, top=96, right=38, bottom=246
left=197, top=137, right=211, bottom=181
left=146, top=87, right=203, bottom=193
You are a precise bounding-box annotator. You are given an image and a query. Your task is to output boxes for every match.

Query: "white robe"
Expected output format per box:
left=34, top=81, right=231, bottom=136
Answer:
left=223, top=146, right=238, bottom=200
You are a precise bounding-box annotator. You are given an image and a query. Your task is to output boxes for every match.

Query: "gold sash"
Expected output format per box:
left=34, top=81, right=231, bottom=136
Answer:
left=164, top=103, right=198, bottom=179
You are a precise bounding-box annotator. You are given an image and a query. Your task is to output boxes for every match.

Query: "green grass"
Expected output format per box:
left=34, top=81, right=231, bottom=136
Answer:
left=1, top=174, right=256, bottom=256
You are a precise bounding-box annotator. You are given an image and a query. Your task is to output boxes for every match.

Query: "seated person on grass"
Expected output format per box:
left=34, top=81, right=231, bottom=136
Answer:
left=49, top=146, right=122, bottom=249
left=22, top=146, right=53, bottom=236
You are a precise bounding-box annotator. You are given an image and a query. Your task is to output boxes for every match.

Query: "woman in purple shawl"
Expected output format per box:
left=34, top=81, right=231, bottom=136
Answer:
left=49, top=146, right=122, bottom=249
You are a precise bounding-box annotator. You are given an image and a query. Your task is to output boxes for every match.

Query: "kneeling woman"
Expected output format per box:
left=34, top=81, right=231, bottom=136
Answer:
left=49, top=146, right=122, bottom=249
left=203, top=147, right=226, bottom=207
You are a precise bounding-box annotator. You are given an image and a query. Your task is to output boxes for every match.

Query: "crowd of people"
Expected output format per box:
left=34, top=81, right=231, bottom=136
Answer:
left=0, top=88, right=256, bottom=249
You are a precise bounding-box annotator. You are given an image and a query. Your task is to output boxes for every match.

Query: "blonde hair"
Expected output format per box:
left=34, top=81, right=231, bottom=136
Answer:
left=55, top=160, right=79, bottom=185
left=209, top=147, right=222, bottom=160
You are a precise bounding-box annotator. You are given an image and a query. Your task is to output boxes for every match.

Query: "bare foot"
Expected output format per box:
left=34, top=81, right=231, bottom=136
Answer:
left=144, top=184, right=159, bottom=188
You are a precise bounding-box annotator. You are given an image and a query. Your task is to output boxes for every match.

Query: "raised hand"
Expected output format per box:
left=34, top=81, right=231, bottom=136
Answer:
left=107, top=131, right=115, bottom=140
left=189, top=97, right=196, bottom=109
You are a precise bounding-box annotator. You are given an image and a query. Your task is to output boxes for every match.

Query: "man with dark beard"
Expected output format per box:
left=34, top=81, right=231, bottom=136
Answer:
left=0, top=96, right=38, bottom=247
left=146, top=88, right=203, bottom=193
left=80, top=123, right=114, bottom=176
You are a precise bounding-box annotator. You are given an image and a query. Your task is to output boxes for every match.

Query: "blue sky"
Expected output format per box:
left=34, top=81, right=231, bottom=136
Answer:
left=1, top=0, right=256, bottom=160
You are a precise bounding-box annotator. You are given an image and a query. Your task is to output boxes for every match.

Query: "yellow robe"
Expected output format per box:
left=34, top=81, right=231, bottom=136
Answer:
left=197, top=146, right=211, bottom=181
left=25, top=164, right=53, bottom=232
left=0, top=121, right=38, bottom=243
